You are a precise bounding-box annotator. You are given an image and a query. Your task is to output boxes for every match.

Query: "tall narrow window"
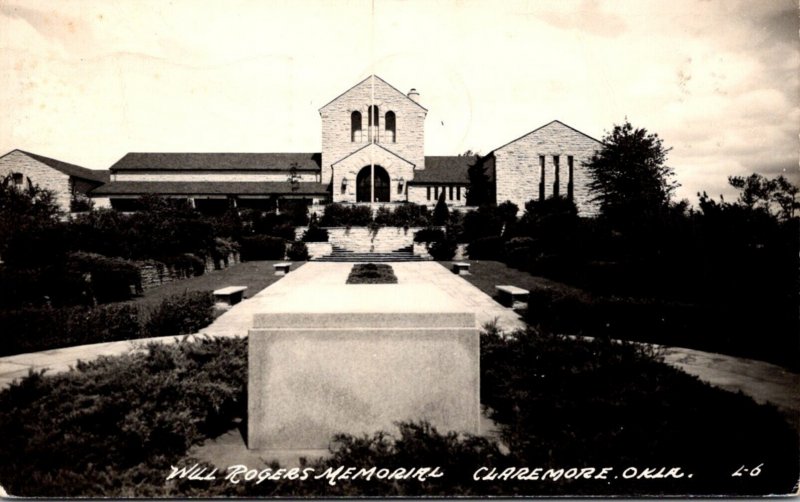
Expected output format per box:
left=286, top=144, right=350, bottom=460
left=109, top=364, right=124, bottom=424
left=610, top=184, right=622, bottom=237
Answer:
left=434, top=186, right=439, bottom=199
left=449, top=186, right=454, bottom=200
left=456, top=186, right=461, bottom=200
left=385, top=111, right=396, bottom=143
left=351, top=111, right=362, bottom=142
left=567, top=155, right=574, bottom=201
left=427, top=186, right=431, bottom=200
left=368, top=105, right=380, bottom=142
left=553, top=155, right=560, bottom=197
left=539, top=156, right=546, bottom=201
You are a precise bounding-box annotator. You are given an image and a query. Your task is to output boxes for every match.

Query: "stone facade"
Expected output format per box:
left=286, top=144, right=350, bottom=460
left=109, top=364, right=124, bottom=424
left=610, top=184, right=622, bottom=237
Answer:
left=494, top=121, right=602, bottom=216
left=407, top=184, right=468, bottom=208
left=0, top=150, right=72, bottom=211
left=3, top=77, right=605, bottom=217
left=320, top=76, right=427, bottom=195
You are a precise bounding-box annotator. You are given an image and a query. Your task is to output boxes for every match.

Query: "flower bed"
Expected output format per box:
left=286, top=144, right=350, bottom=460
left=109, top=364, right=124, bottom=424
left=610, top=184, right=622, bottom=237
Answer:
left=346, top=263, right=398, bottom=284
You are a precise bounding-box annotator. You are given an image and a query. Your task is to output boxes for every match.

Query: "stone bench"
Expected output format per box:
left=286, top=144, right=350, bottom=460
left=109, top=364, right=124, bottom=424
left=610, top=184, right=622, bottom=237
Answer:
left=451, top=262, right=471, bottom=275
left=273, top=263, right=292, bottom=276
left=213, top=286, right=248, bottom=306
left=495, top=285, right=529, bottom=309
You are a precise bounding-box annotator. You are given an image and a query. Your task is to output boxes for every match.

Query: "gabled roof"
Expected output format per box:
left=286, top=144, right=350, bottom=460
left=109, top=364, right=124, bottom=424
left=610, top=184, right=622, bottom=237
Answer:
left=1, top=150, right=109, bottom=183
left=490, top=120, right=603, bottom=153
left=109, top=152, right=322, bottom=172
left=409, top=156, right=493, bottom=185
left=319, top=74, right=428, bottom=112
left=330, top=142, right=416, bottom=168
left=90, top=181, right=330, bottom=196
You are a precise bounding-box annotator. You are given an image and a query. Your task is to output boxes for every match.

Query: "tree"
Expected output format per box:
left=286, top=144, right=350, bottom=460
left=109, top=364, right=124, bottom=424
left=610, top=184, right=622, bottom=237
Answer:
left=465, top=154, right=494, bottom=206
left=0, top=179, right=64, bottom=265
left=586, top=120, right=679, bottom=228
left=432, top=190, right=450, bottom=225
left=728, top=173, right=799, bottom=221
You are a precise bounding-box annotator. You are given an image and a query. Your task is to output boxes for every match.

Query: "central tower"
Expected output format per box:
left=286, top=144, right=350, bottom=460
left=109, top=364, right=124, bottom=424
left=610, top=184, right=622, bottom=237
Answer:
left=319, top=75, right=427, bottom=203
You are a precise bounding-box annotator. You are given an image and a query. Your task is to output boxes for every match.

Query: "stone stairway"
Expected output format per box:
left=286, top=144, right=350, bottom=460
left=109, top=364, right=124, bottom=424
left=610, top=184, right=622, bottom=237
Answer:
left=314, top=245, right=430, bottom=262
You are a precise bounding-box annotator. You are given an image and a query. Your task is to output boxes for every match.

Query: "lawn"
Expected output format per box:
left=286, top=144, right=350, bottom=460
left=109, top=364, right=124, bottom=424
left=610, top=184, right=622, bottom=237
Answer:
left=121, top=260, right=295, bottom=314
left=443, top=260, right=581, bottom=302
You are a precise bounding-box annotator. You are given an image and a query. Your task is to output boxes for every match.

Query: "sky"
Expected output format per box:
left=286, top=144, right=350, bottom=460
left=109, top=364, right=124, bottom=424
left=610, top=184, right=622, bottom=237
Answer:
left=0, top=0, right=797, bottom=203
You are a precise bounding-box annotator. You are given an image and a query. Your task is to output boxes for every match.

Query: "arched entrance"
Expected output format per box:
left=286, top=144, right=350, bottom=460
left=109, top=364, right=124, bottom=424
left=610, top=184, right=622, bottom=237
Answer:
left=356, top=165, right=390, bottom=202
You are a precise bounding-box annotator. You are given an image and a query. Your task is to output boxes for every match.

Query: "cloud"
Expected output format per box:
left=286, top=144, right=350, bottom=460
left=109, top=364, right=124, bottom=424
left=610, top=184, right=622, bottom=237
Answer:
left=539, top=0, right=628, bottom=38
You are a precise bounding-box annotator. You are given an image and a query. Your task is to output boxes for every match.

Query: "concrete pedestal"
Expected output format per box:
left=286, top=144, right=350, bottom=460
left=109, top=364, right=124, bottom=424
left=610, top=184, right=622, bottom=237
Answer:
left=247, top=288, right=480, bottom=454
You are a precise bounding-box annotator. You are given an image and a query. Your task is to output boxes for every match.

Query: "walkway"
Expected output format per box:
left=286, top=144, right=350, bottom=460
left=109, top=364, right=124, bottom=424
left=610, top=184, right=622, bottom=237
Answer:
left=0, top=262, right=797, bottom=424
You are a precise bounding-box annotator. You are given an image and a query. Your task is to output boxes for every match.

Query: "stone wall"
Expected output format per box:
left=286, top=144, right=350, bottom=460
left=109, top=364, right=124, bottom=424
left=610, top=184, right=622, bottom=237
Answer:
left=320, top=76, right=427, bottom=190
left=0, top=150, right=71, bottom=211
left=493, top=121, right=602, bottom=216
left=137, top=252, right=239, bottom=291
left=305, top=242, right=332, bottom=259
left=294, top=226, right=423, bottom=253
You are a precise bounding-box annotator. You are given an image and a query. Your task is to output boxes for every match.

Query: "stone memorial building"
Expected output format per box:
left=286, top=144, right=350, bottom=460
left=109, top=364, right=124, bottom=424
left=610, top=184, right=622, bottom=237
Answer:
left=0, top=75, right=602, bottom=215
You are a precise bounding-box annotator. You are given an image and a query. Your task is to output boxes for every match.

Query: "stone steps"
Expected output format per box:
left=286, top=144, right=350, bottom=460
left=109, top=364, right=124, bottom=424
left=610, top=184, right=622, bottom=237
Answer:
left=314, top=245, right=430, bottom=262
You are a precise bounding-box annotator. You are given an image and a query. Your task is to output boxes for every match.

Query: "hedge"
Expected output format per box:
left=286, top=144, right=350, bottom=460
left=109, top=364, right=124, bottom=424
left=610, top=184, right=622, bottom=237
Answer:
left=286, top=241, right=310, bottom=261
left=239, top=235, right=286, bottom=261
left=145, top=291, right=215, bottom=339
left=466, top=235, right=505, bottom=260
left=67, top=252, right=142, bottom=303
left=0, top=303, right=141, bottom=356
left=0, top=291, right=217, bottom=357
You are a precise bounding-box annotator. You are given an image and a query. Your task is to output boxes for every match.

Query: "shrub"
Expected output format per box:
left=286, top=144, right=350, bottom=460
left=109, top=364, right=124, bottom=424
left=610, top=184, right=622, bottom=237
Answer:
left=280, top=199, right=310, bottom=226
left=302, top=214, right=329, bottom=242
left=413, top=227, right=445, bottom=243
left=0, top=303, right=142, bottom=356
left=462, top=204, right=504, bottom=242
left=466, top=235, right=505, bottom=260
left=320, top=203, right=373, bottom=227
left=239, top=235, right=286, bottom=261
left=481, top=327, right=800, bottom=496
left=390, top=203, right=430, bottom=227
left=286, top=241, right=310, bottom=261
left=432, top=191, right=450, bottom=225
left=67, top=252, right=142, bottom=303
left=144, top=291, right=215, bottom=338
left=0, top=265, right=91, bottom=308
left=503, top=236, right=537, bottom=269
left=0, top=337, right=247, bottom=497
left=346, top=263, right=398, bottom=284
left=211, top=237, right=239, bottom=261
left=427, top=238, right=457, bottom=261
left=160, top=253, right=206, bottom=278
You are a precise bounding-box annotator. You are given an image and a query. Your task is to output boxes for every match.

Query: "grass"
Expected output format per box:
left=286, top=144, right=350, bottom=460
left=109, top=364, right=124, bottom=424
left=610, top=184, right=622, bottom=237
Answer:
left=121, top=260, right=293, bottom=314
left=444, top=260, right=581, bottom=304
left=346, top=263, right=398, bottom=284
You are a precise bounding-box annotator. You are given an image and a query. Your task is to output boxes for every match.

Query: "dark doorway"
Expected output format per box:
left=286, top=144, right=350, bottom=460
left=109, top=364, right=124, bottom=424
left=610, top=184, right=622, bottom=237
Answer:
left=356, top=165, right=390, bottom=202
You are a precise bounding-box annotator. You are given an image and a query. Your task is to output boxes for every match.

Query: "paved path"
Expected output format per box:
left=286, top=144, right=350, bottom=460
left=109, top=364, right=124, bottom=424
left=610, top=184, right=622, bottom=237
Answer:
left=0, top=262, right=796, bottom=425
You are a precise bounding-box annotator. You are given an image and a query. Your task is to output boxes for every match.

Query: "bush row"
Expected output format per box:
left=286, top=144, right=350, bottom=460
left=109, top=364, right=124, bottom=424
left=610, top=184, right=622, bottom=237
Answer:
left=0, top=291, right=215, bottom=357
left=319, top=202, right=434, bottom=228
left=1, top=328, right=797, bottom=496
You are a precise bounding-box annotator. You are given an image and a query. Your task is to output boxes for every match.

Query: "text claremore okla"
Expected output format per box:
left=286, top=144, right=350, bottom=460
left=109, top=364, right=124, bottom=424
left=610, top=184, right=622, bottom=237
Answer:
left=167, top=464, right=693, bottom=485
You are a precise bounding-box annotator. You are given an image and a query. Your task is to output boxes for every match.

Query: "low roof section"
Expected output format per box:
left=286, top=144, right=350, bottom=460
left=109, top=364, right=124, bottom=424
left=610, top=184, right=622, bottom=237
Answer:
left=13, top=150, right=110, bottom=183
left=90, top=181, right=330, bottom=197
left=409, top=155, right=494, bottom=185
left=109, top=152, right=322, bottom=172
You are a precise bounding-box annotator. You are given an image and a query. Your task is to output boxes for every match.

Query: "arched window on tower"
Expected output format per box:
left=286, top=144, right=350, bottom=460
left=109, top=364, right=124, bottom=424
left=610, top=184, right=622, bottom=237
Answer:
left=351, top=111, right=362, bottom=142
left=368, top=105, right=379, bottom=142
left=385, top=111, right=396, bottom=143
